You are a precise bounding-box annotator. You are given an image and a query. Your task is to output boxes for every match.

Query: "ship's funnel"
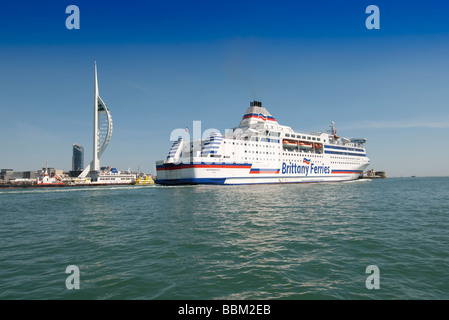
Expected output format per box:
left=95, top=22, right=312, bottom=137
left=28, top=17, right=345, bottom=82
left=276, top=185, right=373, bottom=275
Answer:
left=239, top=100, right=277, bottom=126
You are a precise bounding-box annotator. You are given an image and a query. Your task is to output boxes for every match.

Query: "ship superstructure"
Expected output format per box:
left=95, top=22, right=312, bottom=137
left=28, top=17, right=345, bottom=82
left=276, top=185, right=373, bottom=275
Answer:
left=156, top=101, right=369, bottom=185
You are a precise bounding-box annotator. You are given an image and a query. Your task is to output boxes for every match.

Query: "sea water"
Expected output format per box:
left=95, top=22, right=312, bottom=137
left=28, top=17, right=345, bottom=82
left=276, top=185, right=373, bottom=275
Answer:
left=1, top=177, right=448, bottom=299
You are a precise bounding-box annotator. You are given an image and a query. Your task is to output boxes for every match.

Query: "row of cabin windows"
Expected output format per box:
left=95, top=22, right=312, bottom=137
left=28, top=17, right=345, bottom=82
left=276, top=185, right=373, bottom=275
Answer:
left=242, top=151, right=326, bottom=156
left=331, top=156, right=365, bottom=162
left=100, top=177, right=133, bottom=181
left=218, top=156, right=363, bottom=166
left=225, top=141, right=280, bottom=148
left=331, top=161, right=362, bottom=165
left=240, top=158, right=362, bottom=164
left=244, top=158, right=276, bottom=161
left=222, top=131, right=324, bottom=142
left=326, top=145, right=364, bottom=152
left=223, top=141, right=322, bottom=153
left=245, top=150, right=276, bottom=154
left=285, top=133, right=321, bottom=141
left=282, top=153, right=323, bottom=157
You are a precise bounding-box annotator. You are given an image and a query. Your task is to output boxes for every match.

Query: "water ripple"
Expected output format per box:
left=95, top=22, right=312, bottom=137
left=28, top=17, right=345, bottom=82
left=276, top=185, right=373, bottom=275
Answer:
left=1, top=177, right=448, bottom=299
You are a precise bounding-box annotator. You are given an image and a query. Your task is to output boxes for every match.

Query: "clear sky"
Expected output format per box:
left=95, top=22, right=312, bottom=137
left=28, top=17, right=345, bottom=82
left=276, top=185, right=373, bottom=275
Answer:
left=1, top=0, right=448, bottom=177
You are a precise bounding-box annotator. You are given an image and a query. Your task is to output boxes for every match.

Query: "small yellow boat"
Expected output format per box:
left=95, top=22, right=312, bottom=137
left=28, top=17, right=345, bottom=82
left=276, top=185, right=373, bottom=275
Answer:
left=134, top=176, right=155, bottom=185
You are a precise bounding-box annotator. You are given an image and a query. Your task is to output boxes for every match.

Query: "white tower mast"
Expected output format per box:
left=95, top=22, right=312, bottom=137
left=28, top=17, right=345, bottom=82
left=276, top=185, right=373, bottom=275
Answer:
left=93, top=61, right=100, bottom=171
left=78, top=62, right=113, bottom=178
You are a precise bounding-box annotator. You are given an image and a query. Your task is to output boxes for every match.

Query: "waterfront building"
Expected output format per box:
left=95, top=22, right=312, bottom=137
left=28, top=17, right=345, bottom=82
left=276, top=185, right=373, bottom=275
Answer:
left=72, top=143, right=84, bottom=171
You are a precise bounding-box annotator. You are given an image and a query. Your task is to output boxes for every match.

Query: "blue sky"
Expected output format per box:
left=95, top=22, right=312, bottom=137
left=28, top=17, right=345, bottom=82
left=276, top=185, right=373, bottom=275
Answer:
left=1, top=0, right=449, bottom=177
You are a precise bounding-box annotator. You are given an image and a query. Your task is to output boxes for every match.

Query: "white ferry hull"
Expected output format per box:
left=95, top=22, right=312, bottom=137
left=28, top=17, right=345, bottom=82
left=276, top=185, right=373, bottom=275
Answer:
left=156, top=161, right=367, bottom=185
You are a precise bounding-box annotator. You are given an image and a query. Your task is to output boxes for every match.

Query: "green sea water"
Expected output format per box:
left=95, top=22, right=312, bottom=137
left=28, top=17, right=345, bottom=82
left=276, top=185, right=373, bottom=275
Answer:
left=1, top=177, right=448, bottom=300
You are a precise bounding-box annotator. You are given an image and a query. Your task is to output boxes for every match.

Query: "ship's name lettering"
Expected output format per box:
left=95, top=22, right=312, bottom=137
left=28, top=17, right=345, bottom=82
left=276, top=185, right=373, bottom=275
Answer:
left=281, top=162, right=330, bottom=176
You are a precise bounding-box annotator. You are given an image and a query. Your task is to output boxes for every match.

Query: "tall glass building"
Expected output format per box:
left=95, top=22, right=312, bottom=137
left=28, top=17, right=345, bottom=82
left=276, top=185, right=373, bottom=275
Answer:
left=72, top=143, right=84, bottom=171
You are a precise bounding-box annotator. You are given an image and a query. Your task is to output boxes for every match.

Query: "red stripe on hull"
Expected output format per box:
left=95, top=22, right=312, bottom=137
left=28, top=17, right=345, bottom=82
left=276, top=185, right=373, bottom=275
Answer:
left=157, top=164, right=252, bottom=171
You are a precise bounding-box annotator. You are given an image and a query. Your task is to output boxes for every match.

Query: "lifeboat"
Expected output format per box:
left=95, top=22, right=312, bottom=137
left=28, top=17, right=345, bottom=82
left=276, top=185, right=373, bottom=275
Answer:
left=314, top=143, right=322, bottom=149
left=282, top=139, right=297, bottom=150
left=299, top=141, right=313, bottom=149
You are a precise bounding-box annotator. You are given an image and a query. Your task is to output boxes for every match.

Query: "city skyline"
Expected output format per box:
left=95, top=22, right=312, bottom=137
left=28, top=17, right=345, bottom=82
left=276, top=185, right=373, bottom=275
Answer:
left=1, top=0, right=449, bottom=177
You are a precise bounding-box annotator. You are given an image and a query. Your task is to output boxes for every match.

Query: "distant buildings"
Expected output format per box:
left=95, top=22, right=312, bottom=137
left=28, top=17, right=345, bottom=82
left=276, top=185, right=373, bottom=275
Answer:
left=0, top=167, right=67, bottom=183
left=363, top=169, right=387, bottom=179
left=1, top=168, right=38, bottom=182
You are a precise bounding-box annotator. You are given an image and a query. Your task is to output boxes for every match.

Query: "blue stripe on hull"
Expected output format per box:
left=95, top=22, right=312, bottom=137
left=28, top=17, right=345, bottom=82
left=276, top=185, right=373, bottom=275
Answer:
left=155, top=177, right=358, bottom=185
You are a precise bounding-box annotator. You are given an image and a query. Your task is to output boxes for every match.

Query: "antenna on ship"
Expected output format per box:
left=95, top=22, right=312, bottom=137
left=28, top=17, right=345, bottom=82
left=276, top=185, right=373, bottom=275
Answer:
left=330, top=121, right=339, bottom=139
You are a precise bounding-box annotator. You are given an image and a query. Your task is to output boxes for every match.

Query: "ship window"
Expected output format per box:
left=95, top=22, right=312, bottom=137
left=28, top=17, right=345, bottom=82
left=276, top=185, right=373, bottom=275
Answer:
left=285, top=134, right=290, bottom=137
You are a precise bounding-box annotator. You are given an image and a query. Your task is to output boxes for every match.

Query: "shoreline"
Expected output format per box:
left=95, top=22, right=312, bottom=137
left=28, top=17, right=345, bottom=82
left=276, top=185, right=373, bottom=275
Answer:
left=0, top=182, right=137, bottom=189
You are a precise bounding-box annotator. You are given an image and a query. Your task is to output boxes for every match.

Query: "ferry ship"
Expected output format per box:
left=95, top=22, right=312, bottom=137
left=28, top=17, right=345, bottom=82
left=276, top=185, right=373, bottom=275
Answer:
left=71, top=167, right=136, bottom=185
left=155, top=101, right=369, bottom=185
